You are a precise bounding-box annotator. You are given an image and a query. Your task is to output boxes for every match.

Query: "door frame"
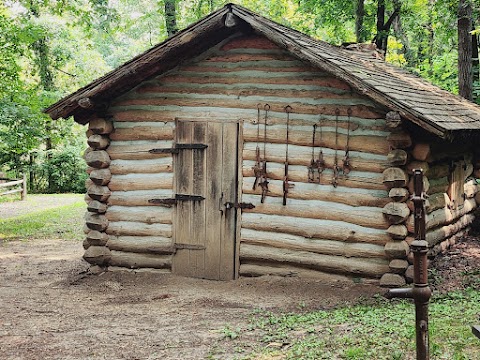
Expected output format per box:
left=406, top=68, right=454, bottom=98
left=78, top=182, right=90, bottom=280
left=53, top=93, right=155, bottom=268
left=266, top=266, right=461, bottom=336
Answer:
left=173, top=117, right=244, bottom=279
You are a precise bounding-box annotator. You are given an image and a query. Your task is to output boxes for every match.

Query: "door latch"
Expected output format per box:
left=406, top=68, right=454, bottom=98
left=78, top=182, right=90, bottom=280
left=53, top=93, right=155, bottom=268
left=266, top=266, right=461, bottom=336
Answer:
left=224, top=202, right=255, bottom=210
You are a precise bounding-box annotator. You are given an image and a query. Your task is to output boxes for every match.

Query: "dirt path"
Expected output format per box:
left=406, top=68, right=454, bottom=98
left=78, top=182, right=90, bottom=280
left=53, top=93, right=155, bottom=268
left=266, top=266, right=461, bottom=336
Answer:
left=0, top=238, right=383, bottom=360
left=0, top=194, right=83, bottom=219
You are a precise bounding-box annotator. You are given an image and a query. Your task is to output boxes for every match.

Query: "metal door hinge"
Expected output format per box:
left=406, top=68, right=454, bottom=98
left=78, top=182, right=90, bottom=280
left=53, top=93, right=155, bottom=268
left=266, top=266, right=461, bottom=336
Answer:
left=149, top=143, right=208, bottom=154
left=149, top=194, right=205, bottom=206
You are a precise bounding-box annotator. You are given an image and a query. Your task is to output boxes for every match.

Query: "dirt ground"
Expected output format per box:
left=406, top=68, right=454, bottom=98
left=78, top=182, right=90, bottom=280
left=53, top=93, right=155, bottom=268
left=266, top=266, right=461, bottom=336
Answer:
left=1, top=197, right=479, bottom=360
left=0, top=237, right=385, bottom=360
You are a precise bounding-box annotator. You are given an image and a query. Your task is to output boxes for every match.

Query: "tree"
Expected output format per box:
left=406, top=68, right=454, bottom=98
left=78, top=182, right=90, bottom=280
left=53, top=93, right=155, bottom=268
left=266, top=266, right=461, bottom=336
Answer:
left=458, top=0, right=473, bottom=100
left=164, top=0, right=178, bottom=37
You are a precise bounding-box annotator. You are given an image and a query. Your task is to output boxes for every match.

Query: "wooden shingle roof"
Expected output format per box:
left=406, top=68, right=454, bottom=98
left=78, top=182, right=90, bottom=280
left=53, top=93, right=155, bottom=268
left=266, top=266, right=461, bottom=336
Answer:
left=46, top=3, right=480, bottom=139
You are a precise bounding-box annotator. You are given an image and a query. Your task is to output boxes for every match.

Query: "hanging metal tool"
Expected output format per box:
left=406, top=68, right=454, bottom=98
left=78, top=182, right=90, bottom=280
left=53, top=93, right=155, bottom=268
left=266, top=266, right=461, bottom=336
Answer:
left=283, top=105, right=294, bottom=206
left=315, top=122, right=326, bottom=183
left=342, top=107, right=352, bottom=175
left=332, top=108, right=341, bottom=188
left=308, top=122, right=326, bottom=183
left=385, top=169, right=431, bottom=360
left=252, top=103, right=262, bottom=190
left=259, top=104, right=270, bottom=203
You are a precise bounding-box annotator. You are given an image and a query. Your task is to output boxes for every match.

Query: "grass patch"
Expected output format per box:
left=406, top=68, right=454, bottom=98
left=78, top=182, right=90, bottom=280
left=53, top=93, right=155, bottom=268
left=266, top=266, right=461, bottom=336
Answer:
left=0, top=200, right=86, bottom=241
left=213, top=289, right=480, bottom=360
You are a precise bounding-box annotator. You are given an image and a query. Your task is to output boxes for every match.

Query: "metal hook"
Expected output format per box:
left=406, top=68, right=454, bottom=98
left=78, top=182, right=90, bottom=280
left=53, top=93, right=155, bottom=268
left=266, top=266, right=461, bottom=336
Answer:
left=264, top=103, right=271, bottom=111
left=284, top=105, right=292, bottom=113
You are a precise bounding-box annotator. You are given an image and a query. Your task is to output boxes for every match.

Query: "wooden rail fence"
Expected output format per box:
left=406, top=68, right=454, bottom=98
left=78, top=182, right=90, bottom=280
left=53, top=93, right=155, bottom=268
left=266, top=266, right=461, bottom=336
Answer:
left=0, top=175, right=27, bottom=200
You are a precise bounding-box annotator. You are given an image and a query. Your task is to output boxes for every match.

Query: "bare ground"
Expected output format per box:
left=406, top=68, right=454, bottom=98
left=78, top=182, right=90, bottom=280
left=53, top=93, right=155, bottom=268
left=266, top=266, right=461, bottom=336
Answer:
left=1, top=195, right=479, bottom=359
left=0, top=194, right=82, bottom=219
left=0, top=238, right=383, bottom=360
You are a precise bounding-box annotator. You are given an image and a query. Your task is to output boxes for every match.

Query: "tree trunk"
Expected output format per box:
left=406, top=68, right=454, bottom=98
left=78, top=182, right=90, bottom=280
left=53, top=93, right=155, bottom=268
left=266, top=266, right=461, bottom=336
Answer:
left=164, top=0, right=178, bottom=37
left=392, top=0, right=413, bottom=65
left=472, top=22, right=479, bottom=103
left=374, top=0, right=401, bottom=56
left=355, top=0, right=366, bottom=43
left=458, top=0, right=473, bottom=100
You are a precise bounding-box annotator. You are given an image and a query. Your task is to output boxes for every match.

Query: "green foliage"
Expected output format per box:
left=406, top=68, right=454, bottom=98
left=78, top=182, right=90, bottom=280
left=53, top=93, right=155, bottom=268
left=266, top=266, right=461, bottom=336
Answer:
left=0, top=195, right=85, bottom=241
left=210, top=290, right=480, bottom=359
left=35, top=145, right=88, bottom=193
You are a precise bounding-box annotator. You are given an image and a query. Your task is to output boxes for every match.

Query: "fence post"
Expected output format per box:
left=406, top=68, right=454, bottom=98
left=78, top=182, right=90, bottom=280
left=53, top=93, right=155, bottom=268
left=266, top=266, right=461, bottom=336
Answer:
left=21, top=173, right=27, bottom=201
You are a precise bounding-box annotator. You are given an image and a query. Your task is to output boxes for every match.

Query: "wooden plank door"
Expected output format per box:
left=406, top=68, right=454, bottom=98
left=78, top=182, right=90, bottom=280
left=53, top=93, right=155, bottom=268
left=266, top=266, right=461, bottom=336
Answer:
left=173, top=119, right=239, bottom=280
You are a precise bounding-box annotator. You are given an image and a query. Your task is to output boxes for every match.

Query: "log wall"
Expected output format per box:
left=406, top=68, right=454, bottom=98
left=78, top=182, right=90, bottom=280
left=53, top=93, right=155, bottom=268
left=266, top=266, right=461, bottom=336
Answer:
left=81, top=33, right=477, bottom=282
left=109, top=33, right=394, bottom=281
left=377, top=118, right=478, bottom=287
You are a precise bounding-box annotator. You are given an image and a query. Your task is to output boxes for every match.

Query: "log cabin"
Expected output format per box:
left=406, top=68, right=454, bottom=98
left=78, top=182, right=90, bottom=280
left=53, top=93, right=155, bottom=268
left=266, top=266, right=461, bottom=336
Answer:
left=46, top=4, right=480, bottom=286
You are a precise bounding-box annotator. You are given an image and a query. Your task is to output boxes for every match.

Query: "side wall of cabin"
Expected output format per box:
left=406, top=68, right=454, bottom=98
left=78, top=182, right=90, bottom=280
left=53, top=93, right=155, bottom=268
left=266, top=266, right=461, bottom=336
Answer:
left=81, top=32, right=478, bottom=284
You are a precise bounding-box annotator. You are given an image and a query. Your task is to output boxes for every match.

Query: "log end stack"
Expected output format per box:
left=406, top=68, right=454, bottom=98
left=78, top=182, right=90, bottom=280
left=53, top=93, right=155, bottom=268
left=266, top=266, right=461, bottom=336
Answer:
left=83, top=116, right=114, bottom=269
left=380, top=112, right=479, bottom=286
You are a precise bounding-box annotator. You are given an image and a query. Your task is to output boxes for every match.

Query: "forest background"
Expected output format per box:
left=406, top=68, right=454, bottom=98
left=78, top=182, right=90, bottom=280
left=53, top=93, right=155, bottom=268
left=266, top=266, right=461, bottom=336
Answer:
left=1, top=0, right=479, bottom=194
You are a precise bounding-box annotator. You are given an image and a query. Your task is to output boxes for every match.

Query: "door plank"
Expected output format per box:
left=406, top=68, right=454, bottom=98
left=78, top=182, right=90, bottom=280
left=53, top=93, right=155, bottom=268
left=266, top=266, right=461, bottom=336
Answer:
left=191, top=121, right=207, bottom=275
left=173, top=121, right=194, bottom=276
left=220, top=122, right=238, bottom=280
left=204, top=122, right=223, bottom=280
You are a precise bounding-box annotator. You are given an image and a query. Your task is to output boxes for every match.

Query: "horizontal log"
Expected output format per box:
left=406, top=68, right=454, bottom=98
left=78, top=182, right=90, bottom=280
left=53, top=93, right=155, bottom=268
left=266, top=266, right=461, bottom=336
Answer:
left=240, top=244, right=389, bottom=278
left=382, top=167, right=408, bottom=189
left=0, top=179, right=23, bottom=188
left=384, top=241, right=409, bottom=259
left=425, top=213, right=474, bottom=246
left=83, top=246, right=111, bottom=266
left=387, top=132, right=412, bottom=149
left=426, top=164, right=449, bottom=179
left=106, top=221, right=172, bottom=237
left=406, top=198, right=477, bottom=233
left=110, top=123, right=174, bottom=141
left=411, top=143, right=430, bottom=161
left=242, top=194, right=388, bottom=229
left=85, top=150, right=111, bottom=169
left=389, top=259, right=409, bottom=274
left=385, top=111, right=402, bottom=130
left=86, top=230, right=109, bottom=246
left=428, top=228, right=469, bottom=258
left=426, top=176, right=448, bottom=195
left=105, top=206, right=172, bottom=224
left=425, top=193, right=448, bottom=213
left=115, top=95, right=380, bottom=120
left=87, top=200, right=108, bottom=214
left=109, top=250, right=172, bottom=269
left=241, top=228, right=386, bottom=258
left=239, top=263, right=351, bottom=282
left=87, top=185, right=112, bottom=202
left=85, top=212, right=109, bottom=231
left=464, top=179, right=478, bottom=198
left=379, top=273, right=406, bottom=287
left=108, top=189, right=174, bottom=206
left=107, top=236, right=174, bottom=254
left=387, top=224, right=408, bottom=240
left=243, top=124, right=389, bottom=155
left=241, top=213, right=391, bottom=245
left=388, top=188, right=409, bottom=202
left=108, top=173, right=173, bottom=192
left=89, top=117, right=113, bottom=135
left=90, top=168, right=112, bottom=186
left=382, top=202, right=410, bottom=225
left=242, top=177, right=389, bottom=207
left=387, top=149, right=408, bottom=166
left=110, top=158, right=173, bottom=175
left=243, top=161, right=385, bottom=190
left=87, top=134, right=110, bottom=150
left=243, top=142, right=388, bottom=173
left=0, top=188, right=22, bottom=196
left=107, top=141, right=173, bottom=160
